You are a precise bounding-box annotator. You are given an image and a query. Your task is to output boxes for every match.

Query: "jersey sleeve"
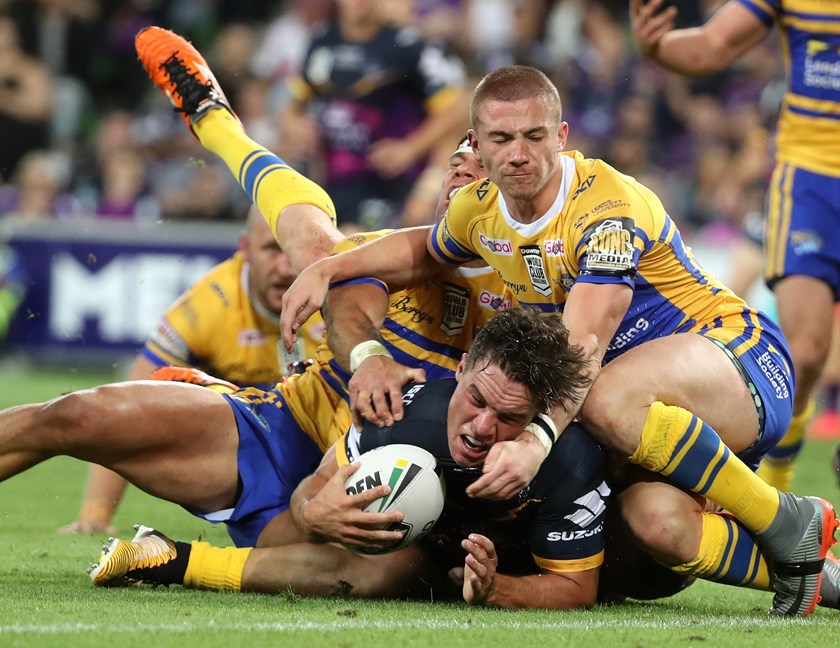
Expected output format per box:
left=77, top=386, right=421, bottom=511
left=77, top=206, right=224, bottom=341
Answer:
left=528, top=426, right=609, bottom=573
left=571, top=170, right=659, bottom=289
left=142, top=278, right=226, bottom=368
left=328, top=230, right=393, bottom=294
left=736, top=0, right=778, bottom=27
left=429, top=184, right=486, bottom=264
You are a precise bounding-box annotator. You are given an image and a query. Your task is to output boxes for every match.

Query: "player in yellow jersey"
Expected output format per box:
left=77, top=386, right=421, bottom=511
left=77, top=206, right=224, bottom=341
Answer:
left=60, top=209, right=326, bottom=535
left=630, top=0, right=840, bottom=502
left=280, top=65, right=838, bottom=616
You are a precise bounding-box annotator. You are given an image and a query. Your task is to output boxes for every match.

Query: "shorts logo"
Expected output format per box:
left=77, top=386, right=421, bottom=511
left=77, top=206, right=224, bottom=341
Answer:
left=790, top=230, right=822, bottom=255
left=583, top=218, right=635, bottom=273
left=543, top=238, right=564, bottom=257
left=519, top=245, right=552, bottom=296
left=441, top=282, right=470, bottom=335
left=479, top=232, right=513, bottom=256
left=756, top=350, right=791, bottom=400
left=478, top=290, right=511, bottom=311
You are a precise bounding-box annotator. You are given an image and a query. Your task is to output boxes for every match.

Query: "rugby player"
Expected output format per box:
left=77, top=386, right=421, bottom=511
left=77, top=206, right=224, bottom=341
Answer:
left=61, top=208, right=325, bottom=535
left=279, top=65, right=838, bottom=616
left=88, top=309, right=607, bottom=610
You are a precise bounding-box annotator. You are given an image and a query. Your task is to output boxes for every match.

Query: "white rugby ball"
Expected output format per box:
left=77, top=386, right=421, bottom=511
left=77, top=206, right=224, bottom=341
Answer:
left=344, top=444, right=445, bottom=554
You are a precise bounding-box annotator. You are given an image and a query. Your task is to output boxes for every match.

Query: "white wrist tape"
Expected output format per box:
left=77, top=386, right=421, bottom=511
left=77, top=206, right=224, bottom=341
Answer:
left=349, top=340, right=393, bottom=373
left=525, top=413, right=558, bottom=456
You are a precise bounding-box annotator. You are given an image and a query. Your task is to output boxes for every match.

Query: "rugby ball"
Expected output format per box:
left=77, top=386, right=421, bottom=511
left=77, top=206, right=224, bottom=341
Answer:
left=344, top=444, right=445, bottom=554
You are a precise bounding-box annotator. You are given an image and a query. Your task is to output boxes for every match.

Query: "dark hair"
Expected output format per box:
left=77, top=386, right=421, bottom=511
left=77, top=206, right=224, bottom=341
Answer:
left=465, top=309, right=589, bottom=413
left=470, top=66, right=562, bottom=129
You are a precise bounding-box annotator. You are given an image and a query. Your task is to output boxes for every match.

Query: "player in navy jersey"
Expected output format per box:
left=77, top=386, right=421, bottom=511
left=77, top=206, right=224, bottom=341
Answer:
left=283, top=0, right=468, bottom=229
left=88, top=309, right=610, bottom=609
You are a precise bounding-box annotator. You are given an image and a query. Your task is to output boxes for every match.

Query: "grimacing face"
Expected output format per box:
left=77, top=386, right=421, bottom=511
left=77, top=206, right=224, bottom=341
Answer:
left=446, top=356, right=536, bottom=467
left=436, top=150, right=486, bottom=217
left=242, top=218, right=297, bottom=315
left=470, top=96, right=568, bottom=205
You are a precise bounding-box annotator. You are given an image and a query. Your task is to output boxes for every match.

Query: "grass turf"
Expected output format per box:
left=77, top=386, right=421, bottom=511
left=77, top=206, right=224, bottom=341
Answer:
left=0, top=365, right=838, bottom=647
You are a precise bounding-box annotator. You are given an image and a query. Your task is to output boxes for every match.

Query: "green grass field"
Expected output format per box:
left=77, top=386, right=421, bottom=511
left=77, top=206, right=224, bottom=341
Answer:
left=0, top=365, right=838, bottom=647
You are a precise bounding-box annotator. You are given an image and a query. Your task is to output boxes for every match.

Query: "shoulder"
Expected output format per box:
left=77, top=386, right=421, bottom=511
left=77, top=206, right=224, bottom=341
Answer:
left=541, top=422, right=604, bottom=485
left=448, top=179, right=499, bottom=220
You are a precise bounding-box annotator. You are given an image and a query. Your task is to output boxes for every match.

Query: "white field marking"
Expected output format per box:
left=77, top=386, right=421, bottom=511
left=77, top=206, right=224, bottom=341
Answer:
left=0, top=617, right=830, bottom=634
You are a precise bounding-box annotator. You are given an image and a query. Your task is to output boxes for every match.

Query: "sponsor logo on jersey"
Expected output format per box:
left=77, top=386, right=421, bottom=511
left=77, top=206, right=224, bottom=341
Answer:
left=496, top=269, right=528, bottom=295
left=391, top=295, right=435, bottom=325
left=478, top=290, right=511, bottom=311
left=543, top=238, right=564, bottom=257
left=238, top=328, right=266, bottom=346
left=441, top=282, right=470, bottom=335
left=546, top=522, right=604, bottom=542
left=546, top=481, right=610, bottom=542
left=479, top=232, right=513, bottom=256
left=571, top=175, right=596, bottom=200
left=402, top=383, right=426, bottom=405
left=756, top=350, right=791, bottom=400
left=151, top=319, right=189, bottom=360
left=592, top=199, right=630, bottom=215
left=582, top=218, right=635, bottom=274
left=519, top=245, right=552, bottom=296
left=607, top=317, right=650, bottom=352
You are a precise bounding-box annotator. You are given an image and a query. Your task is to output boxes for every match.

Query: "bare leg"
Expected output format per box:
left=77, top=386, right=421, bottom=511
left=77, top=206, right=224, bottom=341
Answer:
left=0, top=381, right=240, bottom=513
left=241, top=543, right=443, bottom=598
left=774, top=276, right=835, bottom=417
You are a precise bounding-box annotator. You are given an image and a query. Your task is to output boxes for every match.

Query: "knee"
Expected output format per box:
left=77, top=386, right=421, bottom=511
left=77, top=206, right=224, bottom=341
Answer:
left=619, top=487, right=701, bottom=565
left=787, top=333, right=831, bottom=381
left=33, top=386, right=123, bottom=442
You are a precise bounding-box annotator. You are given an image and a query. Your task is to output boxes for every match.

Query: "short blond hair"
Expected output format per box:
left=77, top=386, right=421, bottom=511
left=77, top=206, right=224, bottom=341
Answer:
left=470, top=66, right=562, bottom=129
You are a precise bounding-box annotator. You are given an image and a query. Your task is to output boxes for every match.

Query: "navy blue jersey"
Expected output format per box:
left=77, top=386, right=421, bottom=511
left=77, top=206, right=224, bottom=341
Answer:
left=290, top=22, right=464, bottom=226
left=338, top=380, right=608, bottom=575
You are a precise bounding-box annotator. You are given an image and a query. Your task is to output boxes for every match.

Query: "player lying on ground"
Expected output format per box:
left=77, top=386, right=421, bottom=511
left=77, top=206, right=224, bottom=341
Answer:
left=87, top=313, right=840, bottom=610
left=87, top=309, right=606, bottom=609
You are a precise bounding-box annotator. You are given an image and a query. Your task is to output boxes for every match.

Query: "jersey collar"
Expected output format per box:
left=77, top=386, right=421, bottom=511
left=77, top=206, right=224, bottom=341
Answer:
left=497, top=154, right=575, bottom=236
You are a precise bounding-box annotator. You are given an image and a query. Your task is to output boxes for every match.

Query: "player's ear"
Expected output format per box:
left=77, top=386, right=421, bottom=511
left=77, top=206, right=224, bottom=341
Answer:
left=557, top=122, right=569, bottom=152
left=238, top=231, right=250, bottom=260
left=468, top=130, right=480, bottom=161
left=455, top=354, right=468, bottom=381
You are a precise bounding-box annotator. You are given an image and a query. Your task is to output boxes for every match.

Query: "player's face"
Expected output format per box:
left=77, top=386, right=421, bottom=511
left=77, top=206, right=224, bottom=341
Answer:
left=447, top=358, right=536, bottom=467
left=242, top=220, right=297, bottom=315
left=436, top=150, right=485, bottom=217
left=471, top=97, right=568, bottom=204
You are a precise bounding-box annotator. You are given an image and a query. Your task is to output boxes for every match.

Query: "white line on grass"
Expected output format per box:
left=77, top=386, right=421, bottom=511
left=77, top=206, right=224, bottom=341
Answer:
left=0, top=617, right=828, bottom=635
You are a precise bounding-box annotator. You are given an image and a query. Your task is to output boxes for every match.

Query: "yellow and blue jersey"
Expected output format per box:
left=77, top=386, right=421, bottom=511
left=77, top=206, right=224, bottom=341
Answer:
left=269, top=231, right=511, bottom=452
left=432, top=151, right=782, bottom=364
left=143, top=253, right=325, bottom=388
left=738, top=0, right=840, bottom=177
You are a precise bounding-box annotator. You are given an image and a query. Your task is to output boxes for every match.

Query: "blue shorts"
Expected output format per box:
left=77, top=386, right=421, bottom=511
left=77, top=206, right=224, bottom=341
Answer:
left=707, top=312, right=794, bottom=468
left=765, top=162, right=840, bottom=299
left=189, top=387, right=323, bottom=547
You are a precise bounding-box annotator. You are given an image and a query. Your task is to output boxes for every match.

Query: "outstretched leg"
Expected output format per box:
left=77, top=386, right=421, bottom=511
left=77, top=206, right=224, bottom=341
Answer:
left=0, top=381, right=240, bottom=513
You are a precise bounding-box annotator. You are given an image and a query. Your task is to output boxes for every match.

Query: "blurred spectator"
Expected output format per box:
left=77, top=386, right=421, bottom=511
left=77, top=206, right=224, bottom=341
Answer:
left=0, top=15, right=53, bottom=180
left=0, top=150, right=81, bottom=219
left=281, top=0, right=469, bottom=231
left=4, top=0, right=99, bottom=148
left=95, top=146, right=159, bottom=222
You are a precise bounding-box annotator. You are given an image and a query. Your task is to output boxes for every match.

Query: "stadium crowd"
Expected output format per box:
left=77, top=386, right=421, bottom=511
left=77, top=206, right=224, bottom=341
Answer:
left=0, top=0, right=782, bottom=239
